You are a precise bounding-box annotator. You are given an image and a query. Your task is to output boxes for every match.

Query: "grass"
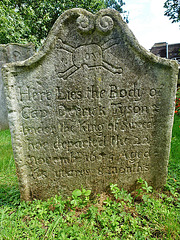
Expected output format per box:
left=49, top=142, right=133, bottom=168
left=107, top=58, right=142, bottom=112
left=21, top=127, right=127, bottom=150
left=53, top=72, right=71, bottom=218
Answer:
left=0, top=89, right=180, bottom=239
left=0, top=130, right=20, bottom=208
left=0, top=129, right=14, bottom=171
left=167, top=87, right=180, bottom=195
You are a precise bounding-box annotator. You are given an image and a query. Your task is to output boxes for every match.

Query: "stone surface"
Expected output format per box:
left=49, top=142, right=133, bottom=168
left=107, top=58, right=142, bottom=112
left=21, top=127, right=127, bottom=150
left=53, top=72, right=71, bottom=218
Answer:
left=2, top=9, right=179, bottom=201
left=0, top=43, right=34, bottom=130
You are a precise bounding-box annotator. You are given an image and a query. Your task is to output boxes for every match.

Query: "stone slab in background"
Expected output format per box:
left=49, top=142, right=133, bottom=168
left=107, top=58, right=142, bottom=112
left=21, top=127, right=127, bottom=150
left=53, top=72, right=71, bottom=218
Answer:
left=0, top=43, right=35, bottom=130
left=2, top=9, right=179, bottom=201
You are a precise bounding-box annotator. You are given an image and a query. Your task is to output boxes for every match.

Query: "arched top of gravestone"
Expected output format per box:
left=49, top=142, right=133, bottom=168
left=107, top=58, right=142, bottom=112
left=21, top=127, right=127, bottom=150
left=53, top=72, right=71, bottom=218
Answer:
left=2, top=8, right=178, bottom=72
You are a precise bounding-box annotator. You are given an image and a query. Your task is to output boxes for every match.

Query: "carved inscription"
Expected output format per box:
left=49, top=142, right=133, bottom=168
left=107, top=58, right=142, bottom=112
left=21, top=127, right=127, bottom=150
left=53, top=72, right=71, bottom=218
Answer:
left=19, top=76, right=159, bottom=180
left=17, top=56, right=164, bottom=190
left=18, top=84, right=162, bottom=102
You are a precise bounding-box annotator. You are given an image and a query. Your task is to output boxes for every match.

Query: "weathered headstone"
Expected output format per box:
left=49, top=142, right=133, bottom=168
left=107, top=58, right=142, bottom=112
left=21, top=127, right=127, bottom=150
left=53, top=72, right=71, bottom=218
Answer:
left=0, top=43, right=34, bottom=130
left=2, top=9, right=178, bottom=201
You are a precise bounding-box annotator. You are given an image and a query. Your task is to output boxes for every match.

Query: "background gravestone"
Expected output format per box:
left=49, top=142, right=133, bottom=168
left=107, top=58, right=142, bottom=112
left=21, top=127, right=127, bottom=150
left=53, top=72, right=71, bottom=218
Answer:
left=0, top=43, right=34, bottom=130
left=2, top=9, right=179, bottom=201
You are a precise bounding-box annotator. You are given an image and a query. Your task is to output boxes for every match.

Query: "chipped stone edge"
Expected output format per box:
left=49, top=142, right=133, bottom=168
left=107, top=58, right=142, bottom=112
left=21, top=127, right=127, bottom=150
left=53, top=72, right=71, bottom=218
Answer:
left=1, top=43, right=35, bottom=200
left=0, top=42, right=35, bottom=49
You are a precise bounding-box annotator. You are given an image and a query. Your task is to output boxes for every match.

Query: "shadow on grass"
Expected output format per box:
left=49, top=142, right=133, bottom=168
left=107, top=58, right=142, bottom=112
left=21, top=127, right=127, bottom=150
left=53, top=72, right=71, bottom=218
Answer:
left=0, top=168, right=20, bottom=207
left=0, top=184, right=20, bottom=207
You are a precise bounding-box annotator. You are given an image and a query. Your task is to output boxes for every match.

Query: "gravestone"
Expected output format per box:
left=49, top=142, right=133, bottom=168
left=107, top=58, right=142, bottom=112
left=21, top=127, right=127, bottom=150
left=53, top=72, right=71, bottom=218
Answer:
left=0, top=43, right=34, bottom=130
left=2, top=9, right=178, bottom=201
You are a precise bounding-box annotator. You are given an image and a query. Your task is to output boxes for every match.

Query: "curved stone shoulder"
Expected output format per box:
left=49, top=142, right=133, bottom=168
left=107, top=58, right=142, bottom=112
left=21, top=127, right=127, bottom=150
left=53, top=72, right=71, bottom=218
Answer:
left=1, top=42, right=35, bottom=74
left=0, top=42, right=34, bottom=49
left=2, top=8, right=179, bottom=75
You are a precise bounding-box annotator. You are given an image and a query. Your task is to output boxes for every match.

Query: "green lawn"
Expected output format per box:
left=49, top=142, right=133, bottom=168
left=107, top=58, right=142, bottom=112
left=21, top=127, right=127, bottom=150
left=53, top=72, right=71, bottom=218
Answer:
left=0, top=129, right=14, bottom=171
left=0, top=114, right=180, bottom=239
left=167, top=114, right=180, bottom=195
